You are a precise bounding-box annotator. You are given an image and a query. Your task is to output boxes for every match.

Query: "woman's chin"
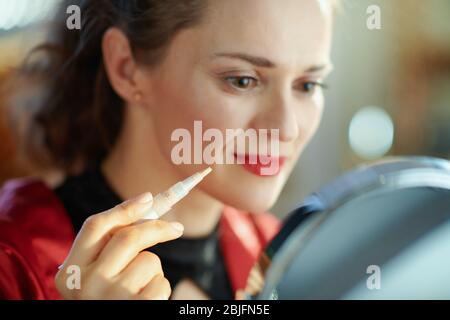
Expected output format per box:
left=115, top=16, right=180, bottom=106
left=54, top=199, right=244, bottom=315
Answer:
left=196, top=164, right=290, bottom=214
left=239, top=200, right=277, bottom=214
left=213, top=185, right=282, bottom=214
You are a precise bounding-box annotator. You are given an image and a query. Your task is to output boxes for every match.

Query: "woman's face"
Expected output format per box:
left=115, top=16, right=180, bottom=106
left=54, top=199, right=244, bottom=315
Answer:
left=140, top=0, right=334, bottom=213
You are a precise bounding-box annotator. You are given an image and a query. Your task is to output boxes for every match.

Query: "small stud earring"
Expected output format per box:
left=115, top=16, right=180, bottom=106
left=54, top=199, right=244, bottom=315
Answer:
left=133, top=91, right=142, bottom=102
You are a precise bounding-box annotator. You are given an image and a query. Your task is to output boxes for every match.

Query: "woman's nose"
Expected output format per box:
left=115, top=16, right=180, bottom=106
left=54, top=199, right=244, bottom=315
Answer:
left=251, top=92, right=300, bottom=143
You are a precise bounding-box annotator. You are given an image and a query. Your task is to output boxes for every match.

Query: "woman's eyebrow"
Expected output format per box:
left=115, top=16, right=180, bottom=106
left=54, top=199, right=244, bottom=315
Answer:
left=305, top=63, right=334, bottom=74
left=212, top=52, right=333, bottom=73
left=212, top=52, right=275, bottom=68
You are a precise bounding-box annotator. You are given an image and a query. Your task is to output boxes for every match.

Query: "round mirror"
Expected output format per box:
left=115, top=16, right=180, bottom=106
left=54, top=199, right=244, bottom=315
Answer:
left=245, top=157, right=450, bottom=299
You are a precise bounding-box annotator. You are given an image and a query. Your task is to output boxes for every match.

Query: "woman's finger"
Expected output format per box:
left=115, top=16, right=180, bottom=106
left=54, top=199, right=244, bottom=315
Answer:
left=136, top=274, right=171, bottom=300
left=63, top=192, right=154, bottom=268
left=115, top=251, right=164, bottom=294
left=92, top=219, right=184, bottom=277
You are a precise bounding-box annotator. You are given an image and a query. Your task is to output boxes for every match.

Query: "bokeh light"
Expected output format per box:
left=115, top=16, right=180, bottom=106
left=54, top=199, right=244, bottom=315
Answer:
left=0, top=0, right=59, bottom=32
left=348, top=106, right=395, bottom=159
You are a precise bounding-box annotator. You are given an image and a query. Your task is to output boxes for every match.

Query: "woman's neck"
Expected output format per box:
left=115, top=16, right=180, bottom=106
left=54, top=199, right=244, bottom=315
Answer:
left=101, top=107, right=223, bottom=238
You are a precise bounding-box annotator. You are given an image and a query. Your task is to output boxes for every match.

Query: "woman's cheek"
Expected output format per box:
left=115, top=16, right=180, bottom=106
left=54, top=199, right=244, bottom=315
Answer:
left=151, top=83, right=250, bottom=167
left=189, top=81, right=259, bottom=134
left=300, top=93, right=324, bottom=134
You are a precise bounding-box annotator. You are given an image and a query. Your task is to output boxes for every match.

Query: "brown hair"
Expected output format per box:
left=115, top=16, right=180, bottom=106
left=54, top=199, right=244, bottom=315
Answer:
left=5, top=0, right=207, bottom=173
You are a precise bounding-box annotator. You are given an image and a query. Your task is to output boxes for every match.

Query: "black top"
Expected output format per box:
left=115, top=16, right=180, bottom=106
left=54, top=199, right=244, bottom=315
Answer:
left=54, top=167, right=233, bottom=299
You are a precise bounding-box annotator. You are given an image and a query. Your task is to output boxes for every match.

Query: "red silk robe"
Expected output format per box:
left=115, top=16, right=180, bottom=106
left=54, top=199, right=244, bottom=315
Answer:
left=0, top=178, right=280, bottom=299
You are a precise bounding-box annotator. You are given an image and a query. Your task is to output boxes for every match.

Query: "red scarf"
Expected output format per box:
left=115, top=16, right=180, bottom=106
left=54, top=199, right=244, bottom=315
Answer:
left=0, top=178, right=280, bottom=299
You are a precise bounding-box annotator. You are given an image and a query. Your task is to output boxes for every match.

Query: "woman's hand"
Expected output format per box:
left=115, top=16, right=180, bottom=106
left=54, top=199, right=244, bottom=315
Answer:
left=55, top=192, right=184, bottom=300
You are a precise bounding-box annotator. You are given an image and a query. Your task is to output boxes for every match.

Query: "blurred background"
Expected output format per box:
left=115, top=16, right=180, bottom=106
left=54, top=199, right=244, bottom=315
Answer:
left=0, top=0, right=449, bottom=218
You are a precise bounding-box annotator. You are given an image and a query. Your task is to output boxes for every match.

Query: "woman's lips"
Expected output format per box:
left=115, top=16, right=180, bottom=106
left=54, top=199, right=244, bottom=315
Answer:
left=234, top=154, right=287, bottom=177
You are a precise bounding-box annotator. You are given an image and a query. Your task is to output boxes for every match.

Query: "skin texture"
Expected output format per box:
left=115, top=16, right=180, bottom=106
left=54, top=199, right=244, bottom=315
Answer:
left=56, top=0, right=334, bottom=300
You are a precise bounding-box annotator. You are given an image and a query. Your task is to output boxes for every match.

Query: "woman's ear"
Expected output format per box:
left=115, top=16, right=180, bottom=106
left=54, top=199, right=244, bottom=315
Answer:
left=102, top=27, right=142, bottom=104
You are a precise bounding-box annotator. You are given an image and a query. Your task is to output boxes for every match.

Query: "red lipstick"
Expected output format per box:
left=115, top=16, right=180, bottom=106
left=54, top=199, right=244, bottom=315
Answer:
left=234, top=154, right=287, bottom=177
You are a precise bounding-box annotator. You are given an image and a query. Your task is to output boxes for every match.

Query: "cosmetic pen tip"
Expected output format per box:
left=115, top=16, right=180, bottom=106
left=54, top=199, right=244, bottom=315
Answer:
left=201, top=167, right=212, bottom=178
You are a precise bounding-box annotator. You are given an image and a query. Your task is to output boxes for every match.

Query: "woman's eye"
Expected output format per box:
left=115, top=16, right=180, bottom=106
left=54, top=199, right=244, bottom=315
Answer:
left=299, top=81, right=327, bottom=95
left=225, top=76, right=258, bottom=91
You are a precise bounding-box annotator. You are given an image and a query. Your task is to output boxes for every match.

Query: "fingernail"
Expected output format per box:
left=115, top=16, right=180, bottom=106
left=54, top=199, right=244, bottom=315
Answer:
left=170, top=222, right=184, bottom=232
left=136, top=192, right=153, bottom=204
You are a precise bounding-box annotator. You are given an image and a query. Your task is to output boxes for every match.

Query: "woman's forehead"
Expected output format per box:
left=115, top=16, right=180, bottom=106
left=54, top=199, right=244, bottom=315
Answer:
left=184, top=0, right=334, bottom=70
